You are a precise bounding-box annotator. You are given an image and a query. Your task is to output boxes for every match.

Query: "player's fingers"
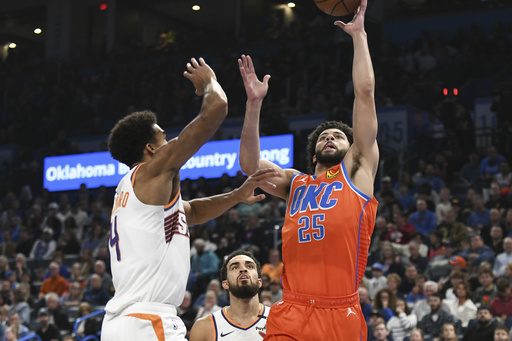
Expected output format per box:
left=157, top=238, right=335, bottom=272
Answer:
left=334, top=21, right=346, bottom=28
left=247, top=55, right=255, bottom=73
left=263, top=75, right=271, bottom=85
left=198, top=57, right=206, bottom=66
left=190, top=58, right=199, bottom=68
left=186, top=62, right=194, bottom=72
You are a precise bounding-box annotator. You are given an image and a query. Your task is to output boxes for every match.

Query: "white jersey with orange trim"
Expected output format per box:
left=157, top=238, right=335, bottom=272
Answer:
left=105, top=164, right=190, bottom=318
left=209, top=305, right=269, bottom=341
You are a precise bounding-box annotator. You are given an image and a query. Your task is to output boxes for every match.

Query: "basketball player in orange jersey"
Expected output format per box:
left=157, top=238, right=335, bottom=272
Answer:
left=238, top=0, right=378, bottom=339
left=102, top=57, right=276, bottom=341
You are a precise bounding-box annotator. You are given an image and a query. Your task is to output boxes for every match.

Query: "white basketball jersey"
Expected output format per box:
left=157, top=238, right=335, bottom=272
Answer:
left=105, top=165, right=190, bottom=317
left=210, top=304, right=269, bottom=341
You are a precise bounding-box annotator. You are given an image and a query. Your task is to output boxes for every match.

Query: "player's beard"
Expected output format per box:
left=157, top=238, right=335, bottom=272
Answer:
left=315, top=148, right=346, bottom=166
left=229, top=279, right=260, bottom=299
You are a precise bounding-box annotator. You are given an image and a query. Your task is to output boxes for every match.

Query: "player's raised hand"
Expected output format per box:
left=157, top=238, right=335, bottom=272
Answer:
left=234, top=168, right=277, bottom=204
left=238, top=55, right=271, bottom=102
left=183, top=57, right=217, bottom=96
left=334, top=0, right=367, bottom=36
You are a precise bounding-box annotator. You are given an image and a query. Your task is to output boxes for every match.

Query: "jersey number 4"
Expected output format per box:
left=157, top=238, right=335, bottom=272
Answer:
left=110, top=216, right=121, bottom=261
left=298, top=214, right=325, bottom=243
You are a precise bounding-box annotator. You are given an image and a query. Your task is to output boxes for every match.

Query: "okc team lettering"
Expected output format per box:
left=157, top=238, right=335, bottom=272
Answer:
left=289, top=181, right=343, bottom=216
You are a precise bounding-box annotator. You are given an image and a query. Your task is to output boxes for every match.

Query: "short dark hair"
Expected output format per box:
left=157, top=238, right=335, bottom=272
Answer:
left=108, top=110, right=158, bottom=167
left=497, top=277, right=510, bottom=294
left=220, top=250, right=261, bottom=282
left=306, top=121, right=353, bottom=174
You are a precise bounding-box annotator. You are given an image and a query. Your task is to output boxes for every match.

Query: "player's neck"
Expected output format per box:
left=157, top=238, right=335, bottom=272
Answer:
left=315, top=162, right=337, bottom=177
left=226, top=296, right=261, bottom=322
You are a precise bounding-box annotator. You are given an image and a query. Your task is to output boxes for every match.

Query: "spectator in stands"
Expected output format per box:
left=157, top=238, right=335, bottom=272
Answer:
left=43, top=251, right=69, bottom=280
left=177, top=291, right=197, bottom=332
left=74, top=302, right=101, bottom=340
left=493, top=325, right=509, bottom=341
left=461, top=305, right=497, bottom=341
left=439, top=322, right=458, bottom=341
left=416, top=164, right=446, bottom=194
left=4, top=326, right=18, bottom=341
left=409, top=199, right=437, bottom=238
left=7, top=311, right=30, bottom=339
left=409, top=328, right=425, bottom=341
left=13, top=253, right=29, bottom=285
left=29, top=227, right=56, bottom=261
left=472, top=267, right=497, bottom=307
left=367, top=263, right=388, bottom=300
left=38, top=262, right=68, bottom=298
left=459, top=151, right=481, bottom=187
left=378, top=242, right=404, bottom=277
left=14, top=228, right=35, bottom=259
left=82, top=273, right=110, bottom=307
left=192, top=279, right=228, bottom=309
left=359, top=286, right=372, bottom=323
left=480, top=146, right=507, bottom=186
left=77, top=249, right=94, bottom=280
left=400, top=263, right=419, bottom=296
left=386, top=297, right=417, bottom=341
left=413, top=281, right=450, bottom=322
left=397, top=184, right=416, bottom=215
left=60, top=281, right=83, bottom=310
left=56, top=229, right=81, bottom=256
left=489, top=225, right=505, bottom=255
left=460, top=234, right=495, bottom=270
left=427, top=239, right=456, bottom=282
left=46, top=292, right=71, bottom=333
left=80, top=222, right=106, bottom=257
left=437, top=209, right=468, bottom=249
left=372, top=321, right=390, bottom=341
left=406, top=240, right=429, bottom=274
left=35, top=307, right=62, bottom=341
left=193, top=290, right=221, bottom=322
left=495, top=161, right=512, bottom=189
left=490, top=278, right=512, bottom=326
left=418, top=292, right=458, bottom=340
left=64, top=202, right=88, bottom=239
left=373, top=288, right=396, bottom=322
left=387, top=273, right=405, bottom=300
left=445, top=281, right=477, bottom=329
left=189, top=238, right=220, bottom=296
left=261, top=249, right=283, bottom=282
left=68, top=263, right=86, bottom=287
left=269, top=278, right=283, bottom=304
left=85, top=260, right=112, bottom=295
left=436, top=188, right=453, bottom=224
left=7, top=287, right=30, bottom=326
left=487, top=182, right=509, bottom=213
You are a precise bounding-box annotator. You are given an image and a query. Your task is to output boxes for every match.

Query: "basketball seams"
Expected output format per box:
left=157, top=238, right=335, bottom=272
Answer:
left=314, top=0, right=359, bottom=17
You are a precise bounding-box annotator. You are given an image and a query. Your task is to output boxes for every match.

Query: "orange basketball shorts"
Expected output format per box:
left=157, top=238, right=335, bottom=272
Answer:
left=263, top=290, right=367, bottom=341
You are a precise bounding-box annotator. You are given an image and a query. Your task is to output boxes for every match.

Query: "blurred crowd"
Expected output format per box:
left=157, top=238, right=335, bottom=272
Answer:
left=0, top=2, right=511, bottom=341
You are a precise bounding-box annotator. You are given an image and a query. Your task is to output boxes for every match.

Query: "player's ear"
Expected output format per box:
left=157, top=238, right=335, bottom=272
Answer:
left=312, top=155, right=317, bottom=164
left=145, top=143, right=157, bottom=156
left=258, top=278, right=262, bottom=289
left=221, top=280, right=229, bottom=291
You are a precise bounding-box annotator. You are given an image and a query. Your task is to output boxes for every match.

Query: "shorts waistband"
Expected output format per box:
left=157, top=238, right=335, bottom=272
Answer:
left=282, top=290, right=359, bottom=308
left=108, top=302, right=178, bottom=319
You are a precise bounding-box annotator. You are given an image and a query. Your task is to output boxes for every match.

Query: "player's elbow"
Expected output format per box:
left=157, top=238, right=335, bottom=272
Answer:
left=355, top=80, right=374, bottom=99
left=239, top=159, right=258, bottom=176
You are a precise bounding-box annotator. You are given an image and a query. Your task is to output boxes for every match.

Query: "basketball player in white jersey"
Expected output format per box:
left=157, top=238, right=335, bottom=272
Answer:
left=190, top=250, right=269, bottom=341
left=101, top=58, right=276, bottom=341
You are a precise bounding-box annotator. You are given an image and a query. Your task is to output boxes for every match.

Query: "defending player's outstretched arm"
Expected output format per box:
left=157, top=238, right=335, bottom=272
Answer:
left=183, top=168, right=277, bottom=226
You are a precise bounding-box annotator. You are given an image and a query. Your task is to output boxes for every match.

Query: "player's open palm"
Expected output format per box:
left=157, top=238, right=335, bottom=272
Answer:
left=239, top=55, right=270, bottom=102
left=235, top=168, right=277, bottom=204
left=183, top=57, right=217, bottom=96
left=334, top=0, right=367, bottom=36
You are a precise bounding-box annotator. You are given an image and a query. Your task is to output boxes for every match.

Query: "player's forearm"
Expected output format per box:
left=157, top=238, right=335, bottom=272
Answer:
left=351, top=31, right=378, bottom=144
left=239, top=100, right=262, bottom=175
left=199, top=80, right=228, bottom=127
left=186, top=190, right=241, bottom=226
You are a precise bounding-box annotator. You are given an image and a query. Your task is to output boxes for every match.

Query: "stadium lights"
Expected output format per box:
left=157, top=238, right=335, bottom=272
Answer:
left=192, top=5, right=200, bottom=11
left=34, top=28, right=42, bottom=34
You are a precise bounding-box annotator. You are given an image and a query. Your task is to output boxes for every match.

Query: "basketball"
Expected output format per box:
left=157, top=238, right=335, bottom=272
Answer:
left=314, top=0, right=361, bottom=17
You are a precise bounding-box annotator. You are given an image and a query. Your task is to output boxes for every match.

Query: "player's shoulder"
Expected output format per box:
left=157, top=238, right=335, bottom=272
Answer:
left=190, top=314, right=214, bottom=341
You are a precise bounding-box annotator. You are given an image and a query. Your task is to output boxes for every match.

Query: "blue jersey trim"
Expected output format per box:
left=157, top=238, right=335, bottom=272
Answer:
left=212, top=314, right=218, bottom=341
left=341, top=162, right=371, bottom=201
left=354, top=199, right=371, bottom=291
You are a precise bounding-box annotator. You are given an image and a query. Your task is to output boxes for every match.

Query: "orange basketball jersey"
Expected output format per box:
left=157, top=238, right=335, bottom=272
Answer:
left=281, top=161, right=378, bottom=297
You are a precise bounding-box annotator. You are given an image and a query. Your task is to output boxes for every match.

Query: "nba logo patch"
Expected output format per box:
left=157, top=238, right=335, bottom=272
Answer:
left=172, top=319, right=178, bottom=330
left=326, top=167, right=340, bottom=179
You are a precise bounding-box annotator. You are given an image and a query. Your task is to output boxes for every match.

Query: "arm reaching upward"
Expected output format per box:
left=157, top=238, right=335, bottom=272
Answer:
left=335, top=0, right=379, bottom=196
left=238, top=55, right=298, bottom=199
